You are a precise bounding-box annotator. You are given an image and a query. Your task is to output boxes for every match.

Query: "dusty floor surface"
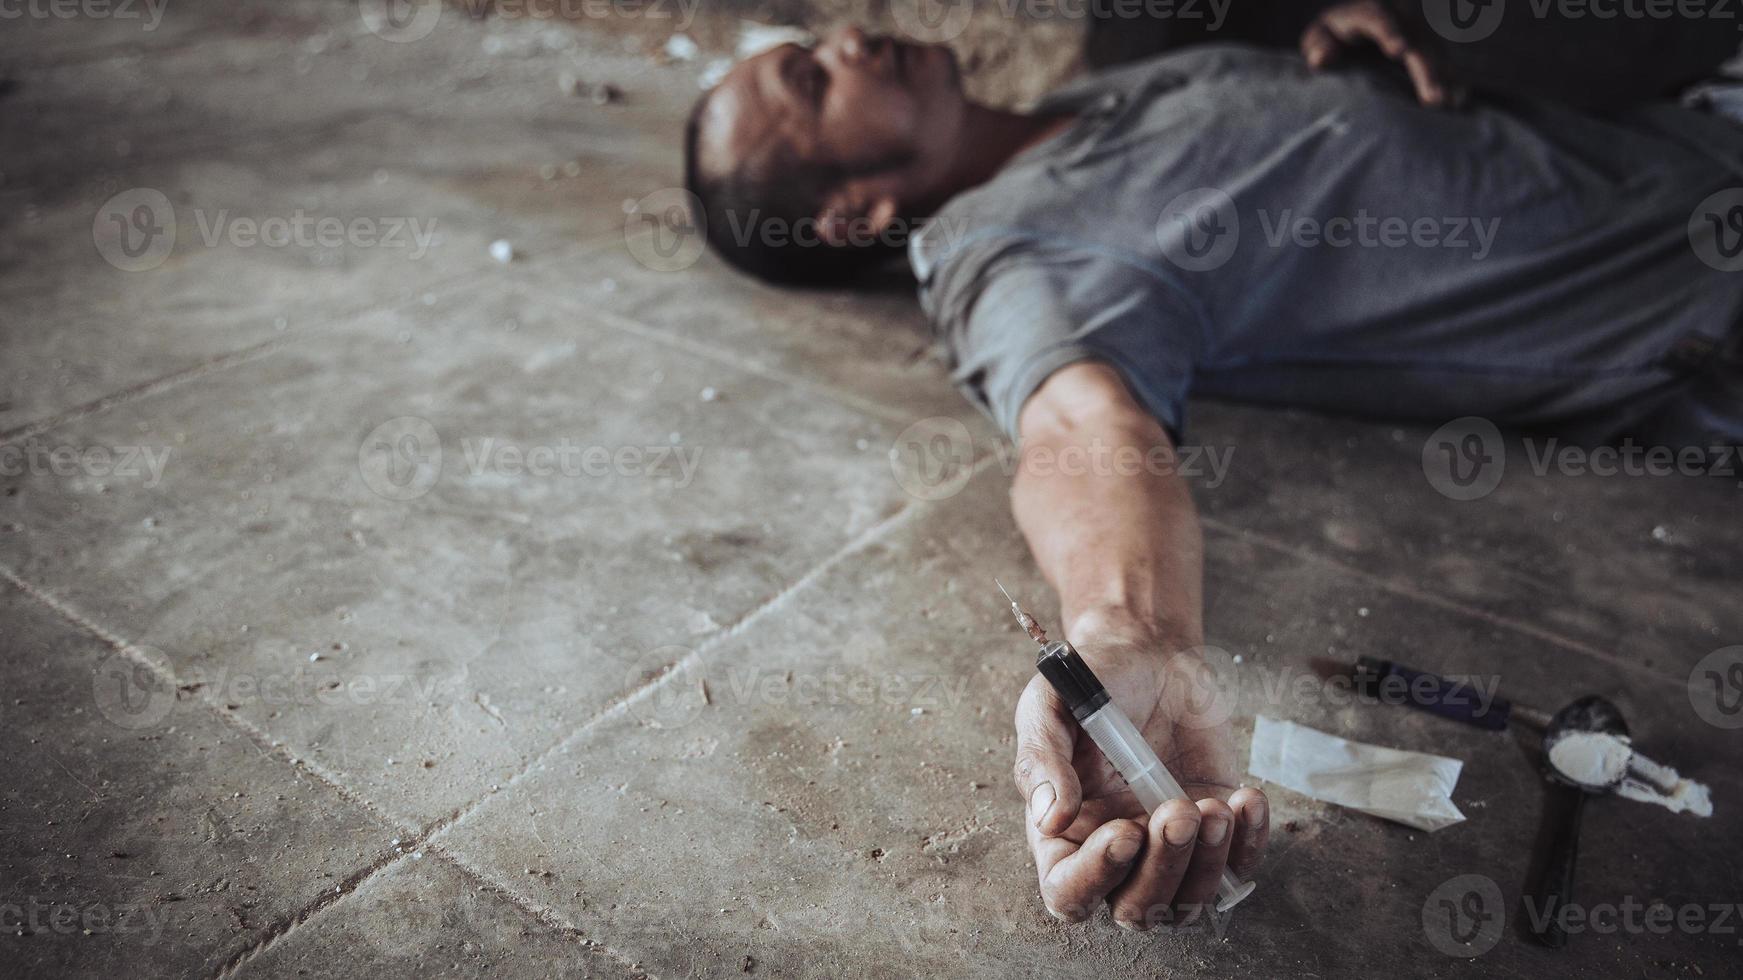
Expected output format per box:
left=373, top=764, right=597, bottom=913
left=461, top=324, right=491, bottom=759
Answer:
left=3, top=2, right=1742, bottom=978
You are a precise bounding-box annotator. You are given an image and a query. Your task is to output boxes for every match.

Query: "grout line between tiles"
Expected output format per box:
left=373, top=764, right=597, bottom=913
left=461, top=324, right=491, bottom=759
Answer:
left=0, top=565, right=654, bottom=978
left=520, top=283, right=924, bottom=427
left=1199, top=516, right=1684, bottom=690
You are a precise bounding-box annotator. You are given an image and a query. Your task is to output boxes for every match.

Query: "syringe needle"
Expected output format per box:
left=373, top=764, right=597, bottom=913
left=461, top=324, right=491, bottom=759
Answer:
left=994, top=578, right=1049, bottom=646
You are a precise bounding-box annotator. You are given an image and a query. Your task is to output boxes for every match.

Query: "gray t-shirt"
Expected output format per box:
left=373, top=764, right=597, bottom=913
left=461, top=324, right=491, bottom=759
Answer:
left=911, top=45, right=1743, bottom=441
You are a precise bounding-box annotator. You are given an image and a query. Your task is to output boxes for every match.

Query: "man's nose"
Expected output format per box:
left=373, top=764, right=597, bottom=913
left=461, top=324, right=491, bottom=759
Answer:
left=818, top=26, right=868, bottom=67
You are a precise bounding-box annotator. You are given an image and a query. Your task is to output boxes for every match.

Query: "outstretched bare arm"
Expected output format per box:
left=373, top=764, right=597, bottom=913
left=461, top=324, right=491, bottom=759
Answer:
left=1008, top=361, right=1268, bottom=929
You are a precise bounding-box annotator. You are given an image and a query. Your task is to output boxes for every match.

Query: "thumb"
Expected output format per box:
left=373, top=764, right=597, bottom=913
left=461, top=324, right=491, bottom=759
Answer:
left=1013, top=674, right=1082, bottom=837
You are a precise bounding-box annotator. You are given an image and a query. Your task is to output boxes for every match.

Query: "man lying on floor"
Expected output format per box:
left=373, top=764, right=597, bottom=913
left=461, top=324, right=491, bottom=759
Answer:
left=679, top=9, right=1743, bottom=931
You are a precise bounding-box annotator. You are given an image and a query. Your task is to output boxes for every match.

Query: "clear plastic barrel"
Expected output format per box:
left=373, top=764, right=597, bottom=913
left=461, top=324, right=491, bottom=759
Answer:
left=1080, top=702, right=1256, bottom=912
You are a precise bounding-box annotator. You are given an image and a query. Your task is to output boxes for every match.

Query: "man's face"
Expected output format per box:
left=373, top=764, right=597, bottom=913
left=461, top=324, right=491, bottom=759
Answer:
left=699, top=27, right=966, bottom=211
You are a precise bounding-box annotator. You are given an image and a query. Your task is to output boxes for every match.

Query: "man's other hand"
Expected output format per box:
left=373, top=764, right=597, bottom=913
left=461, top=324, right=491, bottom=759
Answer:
left=1011, top=632, right=1267, bottom=930
left=1300, top=0, right=1459, bottom=107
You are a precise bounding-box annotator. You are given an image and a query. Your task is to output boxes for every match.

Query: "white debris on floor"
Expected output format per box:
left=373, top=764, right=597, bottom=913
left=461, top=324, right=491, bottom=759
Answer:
left=663, top=34, right=699, bottom=63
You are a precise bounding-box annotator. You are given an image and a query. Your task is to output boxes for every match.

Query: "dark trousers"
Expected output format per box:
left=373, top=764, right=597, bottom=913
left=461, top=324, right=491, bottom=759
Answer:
left=1638, top=328, right=1743, bottom=447
left=1084, top=0, right=1739, bottom=109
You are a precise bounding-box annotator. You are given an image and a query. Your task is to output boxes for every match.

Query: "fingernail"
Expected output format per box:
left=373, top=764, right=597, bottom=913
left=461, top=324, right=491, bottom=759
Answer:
left=1200, top=817, right=1229, bottom=847
left=1164, top=818, right=1197, bottom=847
left=1245, top=802, right=1267, bottom=829
left=1029, top=782, right=1055, bottom=827
left=1048, top=903, right=1088, bottom=923
left=1108, top=835, right=1142, bottom=864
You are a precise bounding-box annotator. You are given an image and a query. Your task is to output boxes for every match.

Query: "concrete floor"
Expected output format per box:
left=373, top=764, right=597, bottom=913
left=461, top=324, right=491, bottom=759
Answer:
left=3, top=2, right=1741, bottom=977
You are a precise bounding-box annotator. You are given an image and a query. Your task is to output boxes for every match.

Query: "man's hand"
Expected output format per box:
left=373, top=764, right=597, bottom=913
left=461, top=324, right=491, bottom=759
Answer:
left=1011, top=632, right=1268, bottom=930
left=1008, top=362, right=1263, bottom=928
left=1300, top=0, right=1459, bottom=107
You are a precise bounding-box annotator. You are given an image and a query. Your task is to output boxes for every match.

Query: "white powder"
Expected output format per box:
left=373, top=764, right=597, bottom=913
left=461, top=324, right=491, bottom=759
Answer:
left=1617, top=777, right=1714, bottom=816
left=1549, top=730, right=1713, bottom=818
left=1619, top=750, right=1715, bottom=817
left=1548, top=731, right=1632, bottom=787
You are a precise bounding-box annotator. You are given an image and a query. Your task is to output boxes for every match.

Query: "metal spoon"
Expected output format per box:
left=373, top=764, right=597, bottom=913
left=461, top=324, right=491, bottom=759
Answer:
left=1532, top=695, right=1630, bottom=948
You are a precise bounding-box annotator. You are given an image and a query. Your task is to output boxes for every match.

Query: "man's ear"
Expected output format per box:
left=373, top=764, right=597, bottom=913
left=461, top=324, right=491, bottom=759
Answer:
left=815, top=189, right=900, bottom=248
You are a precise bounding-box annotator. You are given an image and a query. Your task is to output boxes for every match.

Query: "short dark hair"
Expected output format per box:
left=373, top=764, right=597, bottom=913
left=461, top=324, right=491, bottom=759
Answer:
left=682, top=91, right=906, bottom=287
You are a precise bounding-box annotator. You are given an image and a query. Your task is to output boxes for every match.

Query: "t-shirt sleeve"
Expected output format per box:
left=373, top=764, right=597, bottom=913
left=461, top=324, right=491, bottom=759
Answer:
left=931, top=248, right=1202, bottom=441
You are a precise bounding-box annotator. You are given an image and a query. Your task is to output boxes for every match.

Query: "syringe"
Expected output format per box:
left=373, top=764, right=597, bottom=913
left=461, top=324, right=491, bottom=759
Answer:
left=997, top=581, right=1256, bottom=913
